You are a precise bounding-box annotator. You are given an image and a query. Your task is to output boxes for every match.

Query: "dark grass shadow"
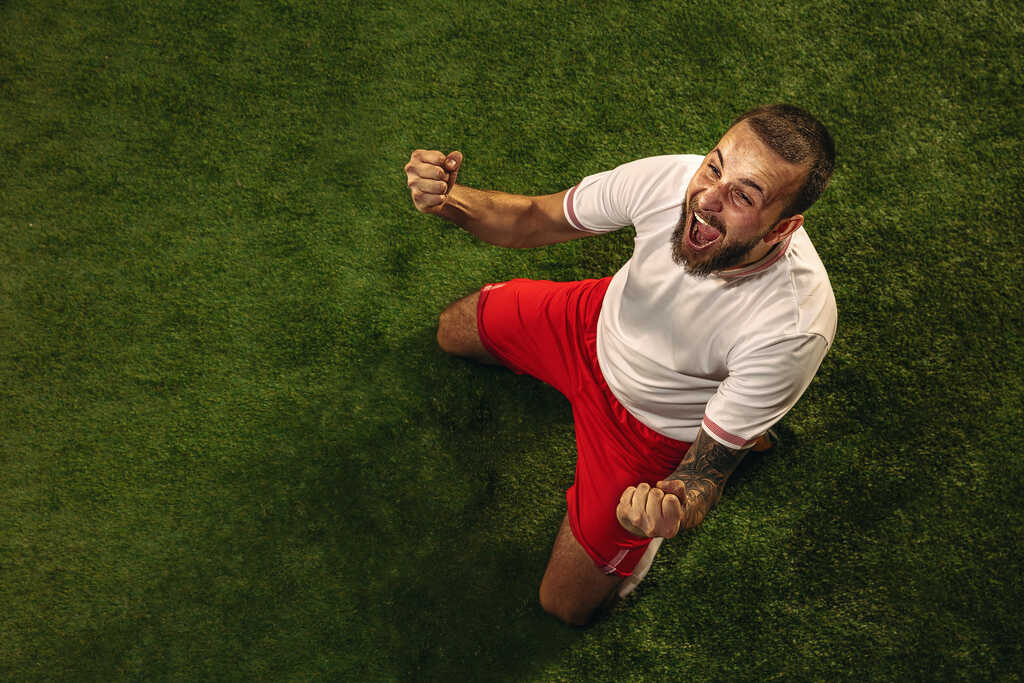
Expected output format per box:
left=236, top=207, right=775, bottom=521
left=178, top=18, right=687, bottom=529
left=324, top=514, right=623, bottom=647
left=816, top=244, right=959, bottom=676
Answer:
left=258, top=326, right=587, bottom=680
left=370, top=335, right=586, bottom=680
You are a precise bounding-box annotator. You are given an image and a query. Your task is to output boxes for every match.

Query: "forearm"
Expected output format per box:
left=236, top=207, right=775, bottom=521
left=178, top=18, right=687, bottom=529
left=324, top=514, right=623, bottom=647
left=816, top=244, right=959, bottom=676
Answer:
left=663, top=430, right=749, bottom=530
left=661, top=470, right=721, bottom=529
left=437, top=185, right=572, bottom=248
left=435, top=185, right=529, bottom=246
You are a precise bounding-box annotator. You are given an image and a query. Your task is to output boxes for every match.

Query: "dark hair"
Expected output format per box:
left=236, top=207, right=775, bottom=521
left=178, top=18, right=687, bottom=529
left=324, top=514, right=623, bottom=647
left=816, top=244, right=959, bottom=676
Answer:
left=732, top=104, right=835, bottom=218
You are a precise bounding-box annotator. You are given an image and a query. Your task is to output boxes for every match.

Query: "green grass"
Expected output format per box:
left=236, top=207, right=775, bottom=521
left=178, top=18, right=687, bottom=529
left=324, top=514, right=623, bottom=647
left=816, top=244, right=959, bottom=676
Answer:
left=2, top=0, right=1022, bottom=680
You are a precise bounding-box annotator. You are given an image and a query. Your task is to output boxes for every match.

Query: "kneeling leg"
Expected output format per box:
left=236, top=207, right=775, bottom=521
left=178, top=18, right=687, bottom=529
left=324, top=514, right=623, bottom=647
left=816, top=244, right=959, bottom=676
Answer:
left=538, top=515, right=623, bottom=626
left=436, top=290, right=500, bottom=365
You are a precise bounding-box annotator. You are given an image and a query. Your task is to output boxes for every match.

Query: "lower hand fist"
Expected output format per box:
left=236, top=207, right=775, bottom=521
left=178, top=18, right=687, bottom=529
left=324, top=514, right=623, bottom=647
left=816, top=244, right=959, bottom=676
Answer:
left=404, top=149, right=462, bottom=214
left=616, top=480, right=687, bottom=539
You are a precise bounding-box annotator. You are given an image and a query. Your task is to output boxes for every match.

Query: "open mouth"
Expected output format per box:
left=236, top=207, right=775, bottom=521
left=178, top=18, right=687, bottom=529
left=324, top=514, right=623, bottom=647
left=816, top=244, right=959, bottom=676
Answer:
left=686, top=211, right=723, bottom=251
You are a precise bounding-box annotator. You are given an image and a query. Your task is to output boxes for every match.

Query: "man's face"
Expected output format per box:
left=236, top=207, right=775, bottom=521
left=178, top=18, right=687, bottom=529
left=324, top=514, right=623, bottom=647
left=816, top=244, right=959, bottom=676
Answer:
left=672, top=121, right=808, bottom=276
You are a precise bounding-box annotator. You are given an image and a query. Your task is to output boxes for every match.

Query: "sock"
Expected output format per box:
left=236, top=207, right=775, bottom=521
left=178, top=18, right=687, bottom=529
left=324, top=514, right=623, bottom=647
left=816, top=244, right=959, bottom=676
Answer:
left=617, top=537, right=664, bottom=598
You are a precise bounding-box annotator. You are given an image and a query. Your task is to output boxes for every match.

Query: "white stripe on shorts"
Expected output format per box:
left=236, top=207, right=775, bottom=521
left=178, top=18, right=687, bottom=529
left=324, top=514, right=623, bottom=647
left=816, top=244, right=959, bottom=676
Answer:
left=600, top=548, right=630, bottom=575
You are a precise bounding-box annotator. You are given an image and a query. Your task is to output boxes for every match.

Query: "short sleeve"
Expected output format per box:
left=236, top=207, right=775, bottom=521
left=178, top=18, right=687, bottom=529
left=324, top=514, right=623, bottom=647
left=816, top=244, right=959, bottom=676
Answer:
left=702, top=333, right=830, bottom=448
left=563, top=155, right=695, bottom=234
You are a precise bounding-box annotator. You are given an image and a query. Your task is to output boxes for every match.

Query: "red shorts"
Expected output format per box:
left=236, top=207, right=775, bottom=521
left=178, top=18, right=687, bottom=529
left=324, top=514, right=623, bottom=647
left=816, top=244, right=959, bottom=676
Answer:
left=477, top=277, right=691, bottom=576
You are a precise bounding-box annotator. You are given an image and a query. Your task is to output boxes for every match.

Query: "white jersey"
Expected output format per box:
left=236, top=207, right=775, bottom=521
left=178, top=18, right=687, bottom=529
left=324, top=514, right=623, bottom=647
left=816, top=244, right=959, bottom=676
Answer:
left=562, top=155, right=837, bottom=448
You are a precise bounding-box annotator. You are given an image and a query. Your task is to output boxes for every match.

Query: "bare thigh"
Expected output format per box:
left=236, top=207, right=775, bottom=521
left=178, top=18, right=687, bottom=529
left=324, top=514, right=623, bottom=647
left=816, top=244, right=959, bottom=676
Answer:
left=539, top=514, right=622, bottom=626
left=436, top=290, right=500, bottom=364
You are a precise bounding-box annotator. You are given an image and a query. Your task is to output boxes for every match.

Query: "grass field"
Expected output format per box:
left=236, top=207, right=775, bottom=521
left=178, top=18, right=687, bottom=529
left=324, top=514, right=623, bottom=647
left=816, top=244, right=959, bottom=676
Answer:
left=2, top=0, right=1022, bottom=680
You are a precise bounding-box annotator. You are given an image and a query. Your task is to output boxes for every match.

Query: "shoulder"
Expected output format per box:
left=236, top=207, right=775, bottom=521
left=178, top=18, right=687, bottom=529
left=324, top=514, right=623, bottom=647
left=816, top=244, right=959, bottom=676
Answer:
left=578, top=154, right=702, bottom=189
left=726, top=229, right=836, bottom=349
left=611, top=154, right=703, bottom=214
left=782, top=228, right=837, bottom=343
left=618, top=153, right=703, bottom=173
left=608, top=154, right=703, bottom=186
left=568, top=155, right=704, bottom=232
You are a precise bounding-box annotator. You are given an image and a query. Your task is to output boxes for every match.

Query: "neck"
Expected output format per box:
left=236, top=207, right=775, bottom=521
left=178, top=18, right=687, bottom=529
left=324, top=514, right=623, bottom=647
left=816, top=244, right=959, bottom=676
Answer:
left=734, top=240, right=777, bottom=269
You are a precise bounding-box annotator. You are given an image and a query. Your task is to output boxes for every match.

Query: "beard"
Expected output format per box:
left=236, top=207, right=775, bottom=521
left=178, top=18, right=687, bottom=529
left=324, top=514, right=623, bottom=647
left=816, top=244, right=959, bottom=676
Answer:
left=670, top=201, right=762, bottom=277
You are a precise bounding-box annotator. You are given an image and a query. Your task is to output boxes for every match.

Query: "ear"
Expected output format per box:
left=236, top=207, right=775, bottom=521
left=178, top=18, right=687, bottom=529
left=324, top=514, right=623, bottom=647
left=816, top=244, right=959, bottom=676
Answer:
left=763, top=214, right=804, bottom=245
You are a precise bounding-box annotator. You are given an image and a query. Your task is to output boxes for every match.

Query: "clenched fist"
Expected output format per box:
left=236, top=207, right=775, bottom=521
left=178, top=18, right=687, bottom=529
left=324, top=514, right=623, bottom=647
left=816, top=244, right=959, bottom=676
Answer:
left=404, top=149, right=463, bottom=214
left=616, top=480, right=688, bottom=539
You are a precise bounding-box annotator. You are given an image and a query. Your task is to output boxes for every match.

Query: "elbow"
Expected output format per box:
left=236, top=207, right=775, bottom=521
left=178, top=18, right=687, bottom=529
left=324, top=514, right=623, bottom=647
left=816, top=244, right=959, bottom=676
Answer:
left=504, top=235, right=538, bottom=249
left=488, top=233, right=532, bottom=249
left=503, top=199, right=552, bottom=248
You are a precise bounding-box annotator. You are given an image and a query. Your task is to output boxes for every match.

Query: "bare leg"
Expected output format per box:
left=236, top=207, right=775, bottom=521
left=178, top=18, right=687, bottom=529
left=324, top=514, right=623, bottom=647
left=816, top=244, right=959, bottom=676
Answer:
left=538, top=514, right=623, bottom=626
left=436, top=290, right=501, bottom=365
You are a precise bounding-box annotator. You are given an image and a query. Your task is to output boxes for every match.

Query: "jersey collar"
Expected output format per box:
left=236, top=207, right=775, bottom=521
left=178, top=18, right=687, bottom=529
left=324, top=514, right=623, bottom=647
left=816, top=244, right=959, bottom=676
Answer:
left=716, top=233, right=794, bottom=280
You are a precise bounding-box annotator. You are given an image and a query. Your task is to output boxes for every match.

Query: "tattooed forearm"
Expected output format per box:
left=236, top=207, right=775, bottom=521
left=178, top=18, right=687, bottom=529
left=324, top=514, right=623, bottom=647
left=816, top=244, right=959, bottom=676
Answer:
left=664, top=428, right=749, bottom=529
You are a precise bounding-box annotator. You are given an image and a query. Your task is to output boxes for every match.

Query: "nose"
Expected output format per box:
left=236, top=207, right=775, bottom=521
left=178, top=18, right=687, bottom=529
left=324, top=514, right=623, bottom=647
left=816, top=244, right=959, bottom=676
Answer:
left=696, top=183, right=724, bottom=213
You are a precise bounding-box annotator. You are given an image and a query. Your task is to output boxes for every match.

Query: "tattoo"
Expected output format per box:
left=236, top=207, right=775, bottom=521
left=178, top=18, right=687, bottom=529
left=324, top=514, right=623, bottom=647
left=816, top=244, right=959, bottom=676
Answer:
left=665, top=428, right=748, bottom=529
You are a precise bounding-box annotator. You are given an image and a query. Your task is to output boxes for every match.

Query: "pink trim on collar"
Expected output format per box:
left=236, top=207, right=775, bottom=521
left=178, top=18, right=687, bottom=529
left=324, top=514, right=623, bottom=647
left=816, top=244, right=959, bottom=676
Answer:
left=717, top=233, right=793, bottom=280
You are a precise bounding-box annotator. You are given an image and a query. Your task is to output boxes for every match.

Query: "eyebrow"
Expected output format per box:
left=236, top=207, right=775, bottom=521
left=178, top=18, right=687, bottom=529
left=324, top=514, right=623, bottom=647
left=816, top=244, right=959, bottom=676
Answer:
left=712, top=147, right=767, bottom=201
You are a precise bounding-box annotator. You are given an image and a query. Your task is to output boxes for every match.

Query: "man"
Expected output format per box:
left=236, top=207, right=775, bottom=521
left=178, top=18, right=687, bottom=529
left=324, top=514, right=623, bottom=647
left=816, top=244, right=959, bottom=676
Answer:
left=404, top=105, right=836, bottom=626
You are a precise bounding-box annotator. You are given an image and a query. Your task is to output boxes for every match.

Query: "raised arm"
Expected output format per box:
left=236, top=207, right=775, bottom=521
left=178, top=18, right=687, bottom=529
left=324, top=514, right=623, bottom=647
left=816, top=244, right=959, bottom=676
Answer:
left=616, top=428, right=750, bottom=539
left=404, top=149, right=588, bottom=248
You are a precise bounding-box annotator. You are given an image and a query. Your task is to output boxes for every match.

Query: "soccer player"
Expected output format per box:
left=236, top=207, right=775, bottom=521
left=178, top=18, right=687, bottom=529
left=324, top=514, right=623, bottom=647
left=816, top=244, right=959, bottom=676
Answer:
left=404, top=105, right=836, bottom=626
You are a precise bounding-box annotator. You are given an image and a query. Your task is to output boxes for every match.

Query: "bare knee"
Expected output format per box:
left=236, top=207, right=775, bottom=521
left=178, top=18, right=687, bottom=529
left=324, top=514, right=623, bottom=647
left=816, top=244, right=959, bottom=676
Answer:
left=436, top=291, right=497, bottom=363
left=539, top=584, right=596, bottom=627
left=436, top=295, right=476, bottom=355
left=436, top=302, right=466, bottom=355
left=537, top=514, right=623, bottom=626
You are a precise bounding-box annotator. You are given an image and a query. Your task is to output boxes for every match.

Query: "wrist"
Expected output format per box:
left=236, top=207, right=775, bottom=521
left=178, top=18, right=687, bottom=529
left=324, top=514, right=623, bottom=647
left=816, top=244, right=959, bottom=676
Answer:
left=438, top=185, right=471, bottom=224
